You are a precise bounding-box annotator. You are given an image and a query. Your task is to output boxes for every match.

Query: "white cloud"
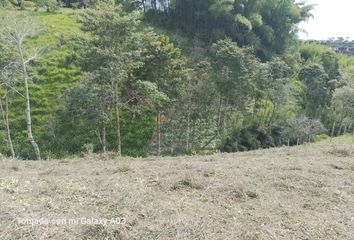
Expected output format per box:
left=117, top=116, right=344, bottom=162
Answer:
left=298, top=0, right=354, bottom=40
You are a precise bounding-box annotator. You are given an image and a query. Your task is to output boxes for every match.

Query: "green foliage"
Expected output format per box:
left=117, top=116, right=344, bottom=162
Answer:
left=0, top=2, right=353, bottom=158
left=135, top=32, right=187, bottom=101
left=332, top=86, right=354, bottom=134
left=9, top=49, right=82, bottom=159
left=147, top=0, right=313, bottom=59
left=298, top=63, right=330, bottom=120
left=120, top=106, right=155, bottom=157
left=299, top=43, right=341, bottom=82
left=313, top=134, right=329, bottom=142
left=0, top=0, right=14, bottom=8
left=135, top=80, right=169, bottom=107
left=209, top=0, right=234, bottom=18
left=52, top=104, right=155, bottom=157
left=34, top=0, right=59, bottom=12
left=210, top=38, right=256, bottom=107
left=220, top=118, right=279, bottom=152
left=235, top=14, right=252, bottom=31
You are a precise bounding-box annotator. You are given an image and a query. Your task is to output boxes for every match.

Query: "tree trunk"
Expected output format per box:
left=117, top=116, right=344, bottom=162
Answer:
left=330, top=121, right=336, bottom=142
left=201, top=134, right=217, bottom=150
left=217, top=97, right=227, bottom=138
left=151, top=0, right=157, bottom=9
left=18, top=46, right=41, bottom=160
left=343, top=125, right=348, bottom=135
left=337, top=124, right=343, bottom=136
left=221, top=98, right=229, bottom=136
left=142, top=0, right=146, bottom=13
left=0, top=96, right=15, bottom=158
left=157, top=110, right=161, bottom=156
left=337, top=110, right=345, bottom=136
left=268, top=101, right=276, bottom=128
left=186, top=110, right=190, bottom=153
left=170, top=119, right=175, bottom=155
left=102, top=125, right=107, bottom=153
left=113, top=81, right=122, bottom=157
left=216, top=97, right=222, bottom=137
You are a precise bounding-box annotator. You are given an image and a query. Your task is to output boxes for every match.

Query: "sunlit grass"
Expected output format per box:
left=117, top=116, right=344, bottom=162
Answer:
left=0, top=9, right=82, bottom=47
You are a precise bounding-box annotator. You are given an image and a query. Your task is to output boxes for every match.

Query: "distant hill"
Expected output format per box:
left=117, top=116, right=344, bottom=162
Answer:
left=313, top=38, right=354, bottom=56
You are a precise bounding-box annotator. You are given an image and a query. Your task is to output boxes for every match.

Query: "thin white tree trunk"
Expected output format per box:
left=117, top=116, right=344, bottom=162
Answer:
left=113, top=81, right=122, bottom=157
left=170, top=119, right=175, bottom=155
left=330, top=122, right=336, bottom=142
left=18, top=45, right=41, bottom=160
left=157, top=110, right=161, bottom=156
left=337, top=109, right=345, bottom=136
left=0, top=96, right=15, bottom=158
left=186, top=110, right=190, bottom=153
left=343, top=125, right=348, bottom=135
left=216, top=97, right=222, bottom=136
left=102, top=125, right=107, bottom=153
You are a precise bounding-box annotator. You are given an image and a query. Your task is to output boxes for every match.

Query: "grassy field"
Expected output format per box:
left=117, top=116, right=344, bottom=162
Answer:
left=0, top=137, right=354, bottom=240
left=0, top=9, right=82, bottom=48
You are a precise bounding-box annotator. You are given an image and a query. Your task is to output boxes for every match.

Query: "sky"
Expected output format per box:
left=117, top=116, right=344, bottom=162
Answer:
left=298, top=0, right=354, bottom=40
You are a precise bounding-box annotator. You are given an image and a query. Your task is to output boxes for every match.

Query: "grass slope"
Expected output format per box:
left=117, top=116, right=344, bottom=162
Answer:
left=0, top=137, right=354, bottom=239
left=0, top=9, right=81, bottom=44
left=0, top=9, right=83, bottom=159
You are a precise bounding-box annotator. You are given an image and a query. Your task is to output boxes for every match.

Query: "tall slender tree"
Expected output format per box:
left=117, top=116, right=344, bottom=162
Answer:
left=0, top=69, right=16, bottom=158
left=0, top=14, right=42, bottom=160
left=135, top=32, right=187, bottom=156
left=78, top=2, right=144, bottom=156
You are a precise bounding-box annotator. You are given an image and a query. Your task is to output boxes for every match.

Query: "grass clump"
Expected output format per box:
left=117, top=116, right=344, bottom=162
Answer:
left=314, top=134, right=330, bottom=142
left=83, top=225, right=124, bottom=240
left=203, top=169, right=215, bottom=177
left=10, top=163, right=20, bottom=172
left=246, top=191, right=259, bottom=199
left=112, top=165, right=131, bottom=174
left=328, top=147, right=352, bottom=157
left=231, top=189, right=259, bottom=200
left=171, top=176, right=204, bottom=190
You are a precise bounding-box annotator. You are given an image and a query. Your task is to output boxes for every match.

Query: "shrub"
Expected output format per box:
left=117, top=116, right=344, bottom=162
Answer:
left=24, top=1, right=36, bottom=8
left=314, top=134, right=329, bottom=142
left=0, top=0, right=14, bottom=8
left=82, top=143, right=94, bottom=156
left=220, top=120, right=277, bottom=152
left=282, top=116, right=326, bottom=145
left=34, top=0, right=60, bottom=12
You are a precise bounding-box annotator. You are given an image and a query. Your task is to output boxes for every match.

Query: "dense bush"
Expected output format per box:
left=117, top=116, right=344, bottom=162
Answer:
left=221, top=120, right=279, bottom=152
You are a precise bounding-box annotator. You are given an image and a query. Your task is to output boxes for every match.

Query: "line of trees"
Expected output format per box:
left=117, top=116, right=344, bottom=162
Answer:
left=1, top=0, right=354, bottom=159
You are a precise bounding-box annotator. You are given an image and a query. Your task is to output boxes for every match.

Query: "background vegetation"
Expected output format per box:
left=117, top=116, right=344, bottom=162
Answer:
left=1, top=0, right=354, bottom=159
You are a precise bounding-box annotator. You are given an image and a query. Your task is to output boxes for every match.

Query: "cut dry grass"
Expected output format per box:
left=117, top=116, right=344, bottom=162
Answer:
left=0, top=138, right=354, bottom=239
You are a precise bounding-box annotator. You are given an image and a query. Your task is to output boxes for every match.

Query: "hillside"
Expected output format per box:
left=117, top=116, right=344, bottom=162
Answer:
left=0, top=9, right=80, bottom=40
left=1, top=4, right=354, bottom=160
left=1, top=137, right=354, bottom=239
left=317, top=39, right=354, bottom=56
left=1, top=3, right=354, bottom=240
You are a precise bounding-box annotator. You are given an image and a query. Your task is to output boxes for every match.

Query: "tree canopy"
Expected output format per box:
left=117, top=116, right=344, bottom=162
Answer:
left=1, top=0, right=354, bottom=159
